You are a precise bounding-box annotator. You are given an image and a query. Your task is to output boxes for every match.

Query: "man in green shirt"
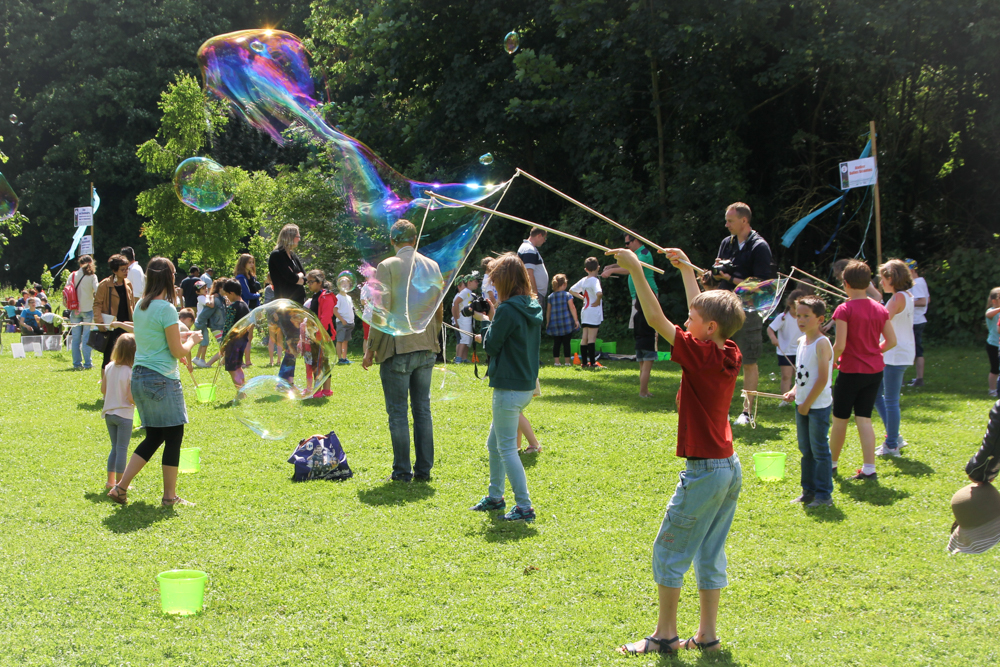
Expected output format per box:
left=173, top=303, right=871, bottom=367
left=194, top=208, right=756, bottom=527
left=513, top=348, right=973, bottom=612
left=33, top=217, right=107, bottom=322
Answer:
left=603, top=234, right=659, bottom=397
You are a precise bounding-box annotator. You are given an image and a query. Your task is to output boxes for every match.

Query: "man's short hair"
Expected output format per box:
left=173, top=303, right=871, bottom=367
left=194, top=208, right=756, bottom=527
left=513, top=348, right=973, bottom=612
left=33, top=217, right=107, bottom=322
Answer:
left=120, top=247, right=135, bottom=262
left=390, top=219, right=418, bottom=244
left=727, top=202, right=752, bottom=223
left=842, top=260, right=872, bottom=290
left=189, top=265, right=200, bottom=275
left=796, top=295, right=827, bottom=318
left=691, top=290, right=745, bottom=340
left=528, top=227, right=547, bottom=239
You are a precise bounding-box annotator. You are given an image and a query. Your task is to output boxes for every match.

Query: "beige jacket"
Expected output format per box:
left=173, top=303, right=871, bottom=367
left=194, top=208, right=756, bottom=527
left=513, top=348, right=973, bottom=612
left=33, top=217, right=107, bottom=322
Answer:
left=93, top=277, right=135, bottom=330
left=369, top=245, right=444, bottom=362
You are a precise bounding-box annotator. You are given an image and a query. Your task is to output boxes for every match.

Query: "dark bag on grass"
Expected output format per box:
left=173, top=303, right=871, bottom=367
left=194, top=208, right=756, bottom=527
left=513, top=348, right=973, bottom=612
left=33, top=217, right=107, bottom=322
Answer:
left=288, top=431, right=353, bottom=482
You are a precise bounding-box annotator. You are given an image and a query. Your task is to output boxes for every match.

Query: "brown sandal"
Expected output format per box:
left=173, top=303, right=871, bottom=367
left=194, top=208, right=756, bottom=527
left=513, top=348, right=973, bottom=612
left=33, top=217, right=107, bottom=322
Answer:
left=108, top=485, right=128, bottom=505
left=161, top=496, right=194, bottom=507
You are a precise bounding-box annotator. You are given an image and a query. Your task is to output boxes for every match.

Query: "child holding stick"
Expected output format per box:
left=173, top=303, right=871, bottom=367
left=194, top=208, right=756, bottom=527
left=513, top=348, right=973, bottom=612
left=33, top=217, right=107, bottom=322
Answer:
left=782, top=296, right=834, bottom=507
left=613, top=246, right=744, bottom=656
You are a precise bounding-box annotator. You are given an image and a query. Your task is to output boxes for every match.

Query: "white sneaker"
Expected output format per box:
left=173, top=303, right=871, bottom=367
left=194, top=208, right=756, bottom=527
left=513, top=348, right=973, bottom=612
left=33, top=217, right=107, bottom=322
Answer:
left=734, top=412, right=752, bottom=426
left=777, top=400, right=791, bottom=408
left=876, top=444, right=901, bottom=457
left=990, top=389, right=998, bottom=397
left=193, top=358, right=208, bottom=368
left=897, top=438, right=908, bottom=449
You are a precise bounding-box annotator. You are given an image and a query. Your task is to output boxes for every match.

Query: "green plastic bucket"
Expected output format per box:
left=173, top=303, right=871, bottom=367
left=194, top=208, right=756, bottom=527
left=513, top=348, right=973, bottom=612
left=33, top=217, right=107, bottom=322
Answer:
left=752, top=452, right=787, bottom=481
left=595, top=338, right=603, bottom=350
left=601, top=342, right=617, bottom=354
left=195, top=384, right=216, bottom=403
left=157, top=570, right=207, bottom=615
left=178, top=447, right=201, bottom=474
left=657, top=350, right=671, bottom=361
left=570, top=339, right=581, bottom=353
left=133, top=411, right=141, bottom=428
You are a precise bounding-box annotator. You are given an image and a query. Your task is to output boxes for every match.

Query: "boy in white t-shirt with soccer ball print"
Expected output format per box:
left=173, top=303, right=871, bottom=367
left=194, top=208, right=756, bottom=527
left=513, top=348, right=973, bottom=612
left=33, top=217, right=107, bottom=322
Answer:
left=570, top=257, right=604, bottom=368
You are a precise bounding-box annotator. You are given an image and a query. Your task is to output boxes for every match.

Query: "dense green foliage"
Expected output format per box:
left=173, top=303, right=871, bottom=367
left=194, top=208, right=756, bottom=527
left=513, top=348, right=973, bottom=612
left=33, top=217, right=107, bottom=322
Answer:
left=1, top=335, right=998, bottom=665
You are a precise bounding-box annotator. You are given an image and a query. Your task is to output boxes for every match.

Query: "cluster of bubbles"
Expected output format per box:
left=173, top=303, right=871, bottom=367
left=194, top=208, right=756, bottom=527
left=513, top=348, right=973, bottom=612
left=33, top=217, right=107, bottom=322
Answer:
left=217, top=300, right=336, bottom=439
left=0, top=172, right=18, bottom=222
left=479, top=153, right=494, bottom=166
left=173, top=156, right=234, bottom=212
left=734, top=277, right=789, bottom=319
left=504, top=31, right=520, bottom=54
left=197, top=29, right=507, bottom=337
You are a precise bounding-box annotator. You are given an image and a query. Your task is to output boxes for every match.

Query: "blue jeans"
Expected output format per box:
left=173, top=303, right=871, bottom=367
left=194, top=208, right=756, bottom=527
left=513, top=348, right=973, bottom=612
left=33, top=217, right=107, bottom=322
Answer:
left=653, top=454, right=742, bottom=589
left=379, top=350, right=436, bottom=479
left=70, top=310, right=94, bottom=368
left=486, top=388, right=534, bottom=508
left=874, top=364, right=908, bottom=449
left=795, top=405, right=833, bottom=500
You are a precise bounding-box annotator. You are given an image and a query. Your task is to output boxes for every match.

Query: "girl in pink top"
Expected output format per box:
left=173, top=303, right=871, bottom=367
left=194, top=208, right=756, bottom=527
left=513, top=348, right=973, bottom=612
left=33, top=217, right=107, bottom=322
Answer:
left=829, top=260, right=896, bottom=481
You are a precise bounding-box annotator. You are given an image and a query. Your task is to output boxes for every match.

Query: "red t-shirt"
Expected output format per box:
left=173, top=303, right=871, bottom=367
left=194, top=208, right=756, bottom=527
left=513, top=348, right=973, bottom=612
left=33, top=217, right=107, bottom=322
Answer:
left=671, top=327, right=742, bottom=459
left=833, top=298, right=889, bottom=374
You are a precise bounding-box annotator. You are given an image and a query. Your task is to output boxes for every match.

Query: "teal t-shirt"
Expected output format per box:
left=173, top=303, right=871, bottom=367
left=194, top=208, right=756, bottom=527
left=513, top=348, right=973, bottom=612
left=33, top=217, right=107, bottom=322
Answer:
left=627, top=245, right=658, bottom=300
left=988, top=312, right=1000, bottom=347
left=134, top=299, right=181, bottom=379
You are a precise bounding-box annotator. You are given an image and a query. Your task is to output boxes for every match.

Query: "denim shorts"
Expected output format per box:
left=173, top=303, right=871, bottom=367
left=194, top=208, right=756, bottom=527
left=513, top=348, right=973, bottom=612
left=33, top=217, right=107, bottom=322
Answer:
left=131, top=365, right=188, bottom=428
left=636, top=348, right=658, bottom=362
left=653, top=454, right=742, bottom=590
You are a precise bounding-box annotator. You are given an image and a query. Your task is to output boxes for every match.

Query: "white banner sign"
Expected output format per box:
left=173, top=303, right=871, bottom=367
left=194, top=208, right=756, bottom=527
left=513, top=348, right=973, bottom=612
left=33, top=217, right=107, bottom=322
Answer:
left=74, top=206, right=93, bottom=227
left=839, top=158, right=877, bottom=190
left=80, top=235, right=93, bottom=255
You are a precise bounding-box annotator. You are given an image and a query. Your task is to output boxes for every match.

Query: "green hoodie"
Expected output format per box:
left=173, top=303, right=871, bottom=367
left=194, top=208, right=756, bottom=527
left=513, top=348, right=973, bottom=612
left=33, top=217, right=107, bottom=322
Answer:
left=482, top=294, right=543, bottom=391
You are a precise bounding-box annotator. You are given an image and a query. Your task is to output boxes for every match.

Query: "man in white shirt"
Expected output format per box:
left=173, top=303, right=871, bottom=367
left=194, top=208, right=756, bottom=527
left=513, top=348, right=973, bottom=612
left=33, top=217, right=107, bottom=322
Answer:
left=121, top=247, right=145, bottom=297
left=200, top=267, right=214, bottom=289
left=517, top=228, right=548, bottom=310
left=906, top=258, right=930, bottom=387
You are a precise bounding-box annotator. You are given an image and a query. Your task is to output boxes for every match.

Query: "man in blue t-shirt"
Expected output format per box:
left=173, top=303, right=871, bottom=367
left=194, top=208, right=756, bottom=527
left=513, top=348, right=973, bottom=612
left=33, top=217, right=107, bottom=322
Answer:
left=603, top=234, right=660, bottom=397
left=18, top=298, right=43, bottom=335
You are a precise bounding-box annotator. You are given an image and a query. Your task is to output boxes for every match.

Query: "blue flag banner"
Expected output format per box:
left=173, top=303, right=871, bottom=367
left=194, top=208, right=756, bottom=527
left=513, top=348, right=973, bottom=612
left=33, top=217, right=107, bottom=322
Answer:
left=780, top=196, right=844, bottom=248
left=52, top=189, right=100, bottom=272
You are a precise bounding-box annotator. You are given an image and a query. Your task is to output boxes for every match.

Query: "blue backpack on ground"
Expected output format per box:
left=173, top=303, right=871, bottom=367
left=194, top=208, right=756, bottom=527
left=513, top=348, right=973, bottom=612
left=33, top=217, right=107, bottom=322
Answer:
left=288, top=431, right=353, bottom=482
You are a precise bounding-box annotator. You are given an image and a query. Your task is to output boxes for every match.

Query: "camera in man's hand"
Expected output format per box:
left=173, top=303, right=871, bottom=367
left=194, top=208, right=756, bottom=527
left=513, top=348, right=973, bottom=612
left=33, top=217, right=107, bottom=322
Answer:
left=711, top=259, right=736, bottom=279
left=462, top=294, right=491, bottom=317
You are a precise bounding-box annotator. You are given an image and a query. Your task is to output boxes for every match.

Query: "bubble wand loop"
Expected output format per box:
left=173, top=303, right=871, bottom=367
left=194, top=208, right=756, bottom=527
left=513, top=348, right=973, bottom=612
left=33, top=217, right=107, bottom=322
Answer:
left=428, top=194, right=665, bottom=276
left=789, top=266, right=849, bottom=298
left=778, top=273, right=847, bottom=301
left=442, top=321, right=476, bottom=338
left=742, top=389, right=789, bottom=400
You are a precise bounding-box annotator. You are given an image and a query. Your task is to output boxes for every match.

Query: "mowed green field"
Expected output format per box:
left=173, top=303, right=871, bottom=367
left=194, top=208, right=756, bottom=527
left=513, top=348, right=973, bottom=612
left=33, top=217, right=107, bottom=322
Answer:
left=0, top=332, right=997, bottom=666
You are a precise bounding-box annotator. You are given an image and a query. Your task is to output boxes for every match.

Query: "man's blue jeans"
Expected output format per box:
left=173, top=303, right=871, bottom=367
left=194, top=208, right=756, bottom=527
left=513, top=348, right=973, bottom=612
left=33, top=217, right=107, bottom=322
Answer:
left=379, top=350, right=436, bottom=480
left=796, top=405, right=833, bottom=500
left=874, top=364, right=908, bottom=449
left=70, top=310, right=94, bottom=369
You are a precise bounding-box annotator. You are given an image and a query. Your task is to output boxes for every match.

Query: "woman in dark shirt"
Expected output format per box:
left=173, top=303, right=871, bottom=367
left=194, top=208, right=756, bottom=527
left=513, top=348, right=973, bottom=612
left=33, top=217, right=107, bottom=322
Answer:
left=267, top=224, right=306, bottom=305
left=93, top=254, right=135, bottom=369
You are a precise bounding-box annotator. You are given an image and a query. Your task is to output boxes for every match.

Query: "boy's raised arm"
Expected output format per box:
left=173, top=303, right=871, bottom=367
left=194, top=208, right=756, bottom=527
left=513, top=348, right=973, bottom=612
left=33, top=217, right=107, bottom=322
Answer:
left=605, top=248, right=677, bottom=346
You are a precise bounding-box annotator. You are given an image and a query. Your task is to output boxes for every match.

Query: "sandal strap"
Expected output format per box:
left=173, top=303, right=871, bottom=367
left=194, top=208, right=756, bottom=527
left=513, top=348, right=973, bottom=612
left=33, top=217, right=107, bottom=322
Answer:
left=684, top=636, right=721, bottom=651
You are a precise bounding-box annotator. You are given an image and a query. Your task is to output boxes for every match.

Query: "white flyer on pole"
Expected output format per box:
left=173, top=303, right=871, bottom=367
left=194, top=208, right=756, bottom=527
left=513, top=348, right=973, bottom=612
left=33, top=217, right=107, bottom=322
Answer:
left=838, top=158, right=877, bottom=190
left=74, top=206, right=94, bottom=227
left=80, top=235, right=93, bottom=255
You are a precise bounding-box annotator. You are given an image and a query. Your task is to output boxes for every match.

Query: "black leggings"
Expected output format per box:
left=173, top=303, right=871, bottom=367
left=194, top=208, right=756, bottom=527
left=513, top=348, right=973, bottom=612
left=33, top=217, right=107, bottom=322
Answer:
left=988, top=344, right=999, bottom=375
left=552, top=335, right=572, bottom=359
left=133, top=425, right=184, bottom=467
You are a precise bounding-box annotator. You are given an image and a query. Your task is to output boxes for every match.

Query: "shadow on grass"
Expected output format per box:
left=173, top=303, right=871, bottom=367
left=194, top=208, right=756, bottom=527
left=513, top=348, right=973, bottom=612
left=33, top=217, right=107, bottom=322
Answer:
left=836, top=477, right=910, bottom=506
left=77, top=398, right=103, bottom=412
left=357, top=481, right=435, bottom=506
left=886, top=456, right=935, bottom=477
left=734, top=423, right=787, bottom=447
left=467, top=514, right=538, bottom=543
left=803, top=503, right=847, bottom=523
left=520, top=451, right=541, bottom=469
left=101, top=502, right=176, bottom=533
left=690, top=649, right=748, bottom=666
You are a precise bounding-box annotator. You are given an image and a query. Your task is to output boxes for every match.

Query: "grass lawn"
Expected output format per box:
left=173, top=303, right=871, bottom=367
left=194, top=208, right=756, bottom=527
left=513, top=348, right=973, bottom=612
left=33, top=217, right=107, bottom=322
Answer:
left=0, top=332, right=997, bottom=666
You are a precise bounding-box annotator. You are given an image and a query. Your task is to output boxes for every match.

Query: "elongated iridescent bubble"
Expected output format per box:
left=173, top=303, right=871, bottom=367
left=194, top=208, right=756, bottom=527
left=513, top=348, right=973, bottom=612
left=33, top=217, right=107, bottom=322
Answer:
left=734, top=277, right=789, bottom=320
left=0, top=172, right=18, bottom=221
left=197, top=29, right=507, bottom=335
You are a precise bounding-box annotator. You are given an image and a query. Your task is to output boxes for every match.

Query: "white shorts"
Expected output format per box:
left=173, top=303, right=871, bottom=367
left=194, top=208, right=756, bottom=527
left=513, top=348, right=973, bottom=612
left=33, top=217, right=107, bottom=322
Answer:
left=458, top=317, right=474, bottom=345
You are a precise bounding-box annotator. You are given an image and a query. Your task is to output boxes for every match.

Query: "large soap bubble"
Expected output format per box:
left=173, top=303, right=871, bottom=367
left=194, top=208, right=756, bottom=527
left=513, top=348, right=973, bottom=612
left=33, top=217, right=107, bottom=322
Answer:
left=430, top=365, right=461, bottom=402
left=234, top=375, right=302, bottom=440
left=479, top=153, right=494, bottom=166
left=734, top=277, right=789, bottom=319
left=197, top=29, right=510, bottom=336
left=218, top=299, right=335, bottom=398
left=0, top=172, right=18, bottom=221
left=504, top=31, right=520, bottom=54
left=173, top=156, right=234, bottom=212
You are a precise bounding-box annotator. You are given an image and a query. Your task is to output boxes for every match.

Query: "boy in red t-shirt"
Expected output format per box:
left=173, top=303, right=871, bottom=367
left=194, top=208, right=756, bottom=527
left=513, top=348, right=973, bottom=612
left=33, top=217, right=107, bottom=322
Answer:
left=611, top=247, right=744, bottom=656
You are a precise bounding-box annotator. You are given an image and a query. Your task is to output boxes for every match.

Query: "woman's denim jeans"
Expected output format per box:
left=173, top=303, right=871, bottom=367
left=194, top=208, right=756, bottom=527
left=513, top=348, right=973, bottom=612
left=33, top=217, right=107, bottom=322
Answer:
left=70, top=310, right=94, bottom=369
left=486, top=388, right=534, bottom=508
left=874, top=364, right=908, bottom=449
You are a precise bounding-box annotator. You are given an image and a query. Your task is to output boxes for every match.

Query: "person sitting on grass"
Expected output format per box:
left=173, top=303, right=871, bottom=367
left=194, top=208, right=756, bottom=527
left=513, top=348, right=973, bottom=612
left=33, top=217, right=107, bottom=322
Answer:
left=611, top=246, right=744, bottom=656
left=18, top=297, right=43, bottom=335
left=782, top=295, right=835, bottom=507
left=219, top=278, right=251, bottom=389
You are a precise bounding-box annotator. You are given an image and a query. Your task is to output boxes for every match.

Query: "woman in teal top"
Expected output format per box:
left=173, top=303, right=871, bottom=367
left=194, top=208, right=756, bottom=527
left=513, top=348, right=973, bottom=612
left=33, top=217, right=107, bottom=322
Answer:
left=108, top=258, right=203, bottom=507
left=986, top=287, right=1000, bottom=397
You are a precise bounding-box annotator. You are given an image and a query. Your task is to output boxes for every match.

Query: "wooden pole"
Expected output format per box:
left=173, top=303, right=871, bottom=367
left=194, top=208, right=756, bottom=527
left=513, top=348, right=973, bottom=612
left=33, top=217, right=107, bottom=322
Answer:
left=870, top=121, right=882, bottom=267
